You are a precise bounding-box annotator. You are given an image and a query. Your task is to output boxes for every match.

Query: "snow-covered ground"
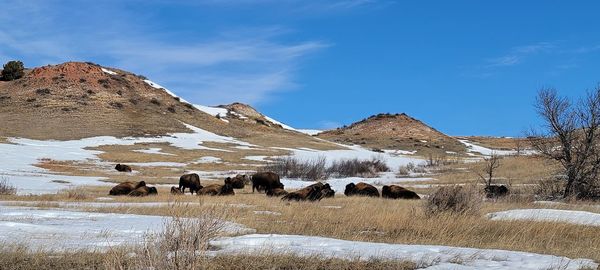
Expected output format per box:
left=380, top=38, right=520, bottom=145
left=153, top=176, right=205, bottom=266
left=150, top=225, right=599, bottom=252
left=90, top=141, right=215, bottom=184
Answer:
left=458, top=140, right=516, bottom=156
left=0, top=123, right=254, bottom=194
left=209, top=234, right=597, bottom=270
left=132, top=147, right=175, bottom=156
left=0, top=205, right=254, bottom=251
left=487, top=208, right=600, bottom=227
left=195, top=156, right=223, bottom=163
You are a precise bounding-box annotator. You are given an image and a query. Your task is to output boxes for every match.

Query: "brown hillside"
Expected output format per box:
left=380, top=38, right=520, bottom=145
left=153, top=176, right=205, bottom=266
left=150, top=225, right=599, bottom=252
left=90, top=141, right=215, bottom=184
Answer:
left=0, top=62, right=338, bottom=150
left=317, top=113, right=466, bottom=154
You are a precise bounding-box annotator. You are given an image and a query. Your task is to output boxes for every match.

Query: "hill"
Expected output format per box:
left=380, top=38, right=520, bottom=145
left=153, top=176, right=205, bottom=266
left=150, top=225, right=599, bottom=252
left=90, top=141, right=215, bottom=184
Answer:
left=0, top=62, right=337, bottom=150
left=317, top=113, right=466, bottom=155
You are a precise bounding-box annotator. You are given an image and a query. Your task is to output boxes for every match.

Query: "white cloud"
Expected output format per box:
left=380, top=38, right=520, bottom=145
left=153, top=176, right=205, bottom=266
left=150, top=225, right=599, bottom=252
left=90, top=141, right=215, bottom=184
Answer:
left=0, top=0, right=330, bottom=105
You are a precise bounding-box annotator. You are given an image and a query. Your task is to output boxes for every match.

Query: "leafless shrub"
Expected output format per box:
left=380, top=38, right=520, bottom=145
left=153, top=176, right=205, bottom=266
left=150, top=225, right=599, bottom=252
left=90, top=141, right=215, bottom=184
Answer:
left=535, top=178, right=565, bottom=200
left=135, top=205, right=229, bottom=270
left=265, top=156, right=330, bottom=181
left=397, top=162, right=427, bottom=176
left=423, top=185, right=483, bottom=217
left=0, top=177, right=16, bottom=195
left=328, top=157, right=389, bottom=178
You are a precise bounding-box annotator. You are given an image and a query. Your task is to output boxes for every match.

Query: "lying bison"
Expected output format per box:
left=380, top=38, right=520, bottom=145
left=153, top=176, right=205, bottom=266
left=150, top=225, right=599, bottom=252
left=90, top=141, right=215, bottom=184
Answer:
left=179, top=173, right=202, bottom=194
left=109, top=181, right=146, bottom=195
left=281, top=185, right=322, bottom=201
left=251, top=172, right=284, bottom=193
left=266, top=188, right=288, bottom=197
left=382, top=185, right=420, bottom=199
left=170, top=186, right=184, bottom=195
left=114, top=164, right=132, bottom=172
left=198, top=184, right=234, bottom=196
left=484, top=185, right=509, bottom=198
left=129, top=186, right=158, bottom=197
left=281, top=182, right=335, bottom=201
left=225, top=174, right=247, bottom=189
left=344, top=182, right=380, bottom=197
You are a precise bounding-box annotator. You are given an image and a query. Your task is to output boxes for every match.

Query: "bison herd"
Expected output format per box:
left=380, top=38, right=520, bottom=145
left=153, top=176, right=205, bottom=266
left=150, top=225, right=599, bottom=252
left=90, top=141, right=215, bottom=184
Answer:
left=108, top=164, right=421, bottom=201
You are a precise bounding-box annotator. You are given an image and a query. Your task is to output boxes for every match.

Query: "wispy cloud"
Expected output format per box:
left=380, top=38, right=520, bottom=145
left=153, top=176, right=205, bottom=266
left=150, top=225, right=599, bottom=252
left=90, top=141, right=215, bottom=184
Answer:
left=484, top=41, right=556, bottom=67
left=0, top=0, right=332, bottom=105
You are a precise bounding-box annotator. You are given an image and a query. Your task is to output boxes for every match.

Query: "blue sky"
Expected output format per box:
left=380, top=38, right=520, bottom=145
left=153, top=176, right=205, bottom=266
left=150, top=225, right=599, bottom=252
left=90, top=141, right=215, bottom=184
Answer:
left=1, top=1, right=600, bottom=136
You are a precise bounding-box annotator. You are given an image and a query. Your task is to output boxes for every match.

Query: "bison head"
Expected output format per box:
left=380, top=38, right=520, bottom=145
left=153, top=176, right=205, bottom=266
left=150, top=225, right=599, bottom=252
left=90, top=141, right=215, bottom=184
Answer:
left=344, top=183, right=356, bottom=196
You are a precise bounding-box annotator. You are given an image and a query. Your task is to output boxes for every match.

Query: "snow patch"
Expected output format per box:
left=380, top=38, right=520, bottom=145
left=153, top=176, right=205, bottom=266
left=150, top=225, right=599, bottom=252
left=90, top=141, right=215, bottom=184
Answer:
left=101, top=68, right=117, bottom=75
left=132, top=148, right=175, bottom=156
left=487, top=208, right=600, bottom=226
left=209, top=234, right=596, bottom=270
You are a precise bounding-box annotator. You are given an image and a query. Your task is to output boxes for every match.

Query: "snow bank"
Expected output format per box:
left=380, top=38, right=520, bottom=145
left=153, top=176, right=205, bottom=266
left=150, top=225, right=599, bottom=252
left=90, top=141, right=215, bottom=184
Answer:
left=101, top=68, right=117, bottom=75
left=487, top=208, right=600, bottom=226
left=458, top=140, right=516, bottom=156
left=0, top=206, right=254, bottom=251
left=296, top=129, right=322, bottom=136
left=143, top=79, right=191, bottom=104
left=209, top=234, right=596, bottom=270
left=132, top=147, right=175, bottom=156
left=195, top=156, right=223, bottom=164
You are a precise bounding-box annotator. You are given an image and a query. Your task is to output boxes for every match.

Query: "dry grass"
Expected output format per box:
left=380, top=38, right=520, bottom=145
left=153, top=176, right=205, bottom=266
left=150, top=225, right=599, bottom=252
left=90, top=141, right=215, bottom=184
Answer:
left=5, top=184, right=598, bottom=263
left=0, top=177, right=17, bottom=195
left=424, top=185, right=483, bottom=216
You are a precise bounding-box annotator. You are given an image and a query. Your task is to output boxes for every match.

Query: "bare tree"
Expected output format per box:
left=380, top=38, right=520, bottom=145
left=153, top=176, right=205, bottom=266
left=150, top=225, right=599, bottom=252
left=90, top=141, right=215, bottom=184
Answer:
left=477, top=152, right=501, bottom=188
left=528, top=88, right=600, bottom=199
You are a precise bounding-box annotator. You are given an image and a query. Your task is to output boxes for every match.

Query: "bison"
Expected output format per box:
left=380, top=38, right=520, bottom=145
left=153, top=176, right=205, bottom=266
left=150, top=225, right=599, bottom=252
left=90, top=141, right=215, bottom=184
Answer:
left=179, top=173, right=202, bottom=194
left=484, top=185, right=509, bottom=198
left=198, top=184, right=234, bottom=196
left=281, top=185, right=323, bottom=201
left=224, top=174, right=247, bottom=189
left=266, top=188, right=288, bottom=197
left=344, top=182, right=380, bottom=197
left=170, top=186, right=184, bottom=195
left=109, top=181, right=146, bottom=196
left=129, top=186, right=158, bottom=197
left=251, top=172, right=284, bottom=193
left=382, top=185, right=420, bottom=199
left=282, top=182, right=335, bottom=201
left=114, top=164, right=132, bottom=172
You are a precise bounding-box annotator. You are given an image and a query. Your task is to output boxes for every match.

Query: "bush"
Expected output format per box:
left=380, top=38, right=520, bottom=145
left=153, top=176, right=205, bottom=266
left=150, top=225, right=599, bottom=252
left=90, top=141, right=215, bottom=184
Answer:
left=1, top=60, right=25, bottom=81
left=535, top=178, right=565, bottom=200
left=423, top=185, right=483, bottom=217
left=327, top=157, right=389, bottom=178
left=265, top=156, right=329, bottom=181
left=397, top=162, right=427, bottom=176
left=0, top=178, right=16, bottom=195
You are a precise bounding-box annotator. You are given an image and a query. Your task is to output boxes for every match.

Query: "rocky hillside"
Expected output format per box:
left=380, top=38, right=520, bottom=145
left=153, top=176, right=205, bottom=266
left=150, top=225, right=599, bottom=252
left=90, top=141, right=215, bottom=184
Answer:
left=0, top=62, right=337, bottom=150
left=317, top=113, right=466, bottom=155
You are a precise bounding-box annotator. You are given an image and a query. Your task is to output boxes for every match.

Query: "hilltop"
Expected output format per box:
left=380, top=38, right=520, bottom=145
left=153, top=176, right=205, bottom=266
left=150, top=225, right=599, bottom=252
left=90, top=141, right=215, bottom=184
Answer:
left=317, top=113, right=466, bottom=155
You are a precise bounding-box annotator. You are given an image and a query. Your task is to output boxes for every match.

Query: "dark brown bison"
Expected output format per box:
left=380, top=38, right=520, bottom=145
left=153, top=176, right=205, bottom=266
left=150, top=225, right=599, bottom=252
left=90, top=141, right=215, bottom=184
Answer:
left=382, top=185, right=420, bottom=199
left=114, top=164, right=132, bottom=172
left=251, top=172, right=284, bottom=193
left=129, top=186, right=158, bottom=197
left=344, top=182, right=380, bottom=197
left=281, top=185, right=322, bottom=201
left=266, top=188, right=288, bottom=197
left=224, top=174, right=247, bottom=189
left=484, top=185, right=509, bottom=198
left=198, top=184, right=234, bottom=196
left=109, top=181, right=146, bottom=195
left=170, top=186, right=184, bottom=195
left=282, top=182, right=335, bottom=201
left=179, top=173, right=202, bottom=194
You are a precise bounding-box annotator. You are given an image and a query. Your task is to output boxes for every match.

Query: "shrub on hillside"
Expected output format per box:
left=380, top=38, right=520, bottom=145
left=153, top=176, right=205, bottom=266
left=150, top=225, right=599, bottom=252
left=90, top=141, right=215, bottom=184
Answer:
left=1, top=60, right=25, bottom=81
left=423, top=185, right=483, bottom=217
left=265, top=156, right=330, bottom=181
left=327, top=157, right=389, bottom=178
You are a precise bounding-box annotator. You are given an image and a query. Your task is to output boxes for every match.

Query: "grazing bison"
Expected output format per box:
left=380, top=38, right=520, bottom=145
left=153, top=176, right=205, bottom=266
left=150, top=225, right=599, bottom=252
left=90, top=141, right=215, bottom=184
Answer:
left=484, top=185, right=509, bottom=198
left=179, top=173, right=202, bottom=194
left=251, top=172, right=284, bottom=193
left=382, top=185, right=420, bottom=199
left=114, top=164, right=132, bottom=172
left=129, top=186, right=158, bottom=197
left=109, top=181, right=146, bottom=196
left=344, top=182, right=380, bottom=197
left=198, top=184, right=234, bottom=196
left=170, top=186, right=184, bottom=195
left=224, top=174, right=247, bottom=189
left=266, top=188, right=288, bottom=197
